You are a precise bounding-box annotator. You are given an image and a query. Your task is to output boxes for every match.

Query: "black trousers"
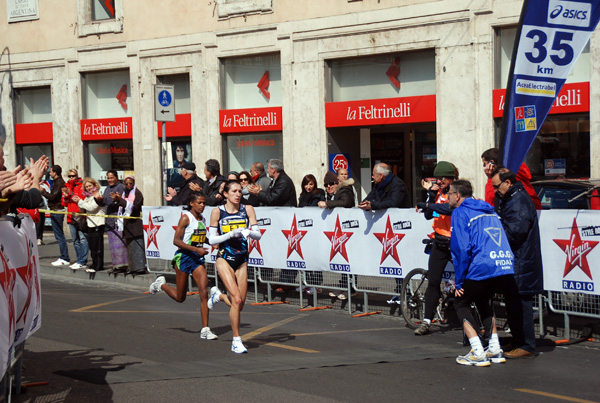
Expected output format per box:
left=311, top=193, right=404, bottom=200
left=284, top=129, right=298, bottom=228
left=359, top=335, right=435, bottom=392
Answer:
left=86, top=225, right=105, bottom=271
left=424, top=236, right=452, bottom=320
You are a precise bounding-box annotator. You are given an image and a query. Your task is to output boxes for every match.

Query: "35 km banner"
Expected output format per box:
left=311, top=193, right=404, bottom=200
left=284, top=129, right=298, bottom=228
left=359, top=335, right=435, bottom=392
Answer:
left=500, top=0, right=600, bottom=172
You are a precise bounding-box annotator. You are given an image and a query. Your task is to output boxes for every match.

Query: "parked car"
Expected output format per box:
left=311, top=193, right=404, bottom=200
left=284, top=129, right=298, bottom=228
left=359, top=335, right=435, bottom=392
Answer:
left=532, top=179, right=600, bottom=210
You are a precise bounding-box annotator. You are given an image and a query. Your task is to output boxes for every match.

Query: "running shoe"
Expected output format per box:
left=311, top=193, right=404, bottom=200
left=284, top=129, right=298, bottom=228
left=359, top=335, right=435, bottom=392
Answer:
left=456, top=350, right=491, bottom=367
left=485, top=346, right=506, bottom=364
left=200, top=327, right=218, bottom=340
left=70, top=263, right=86, bottom=270
left=51, top=258, right=70, bottom=266
left=414, top=322, right=431, bottom=335
left=208, top=286, right=221, bottom=309
left=387, top=296, right=402, bottom=305
left=231, top=339, right=247, bottom=354
left=149, top=276, right=166, bottom=295
left=337, top=292, right=347, bottom=300
left=328, top=291, right=338, bottom=298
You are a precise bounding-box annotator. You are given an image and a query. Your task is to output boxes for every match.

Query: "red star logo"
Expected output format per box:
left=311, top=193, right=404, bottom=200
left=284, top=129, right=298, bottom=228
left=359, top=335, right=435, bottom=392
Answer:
left=281, top=215, right=308, bottom=259
left=143, top=212, right=161, bottom=249
left=554, top=218, right=598, bottom=280
left=373, top=216, right=406, bottom=265
left=323, top=215, right=354, bottom=262
left=0, top=247, right=17, bottom=341
left=248, top=228, right=267, bottom=256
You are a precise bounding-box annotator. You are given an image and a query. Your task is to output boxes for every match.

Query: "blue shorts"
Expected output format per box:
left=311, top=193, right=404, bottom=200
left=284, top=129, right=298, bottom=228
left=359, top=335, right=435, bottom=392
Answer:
left=172, top=250, right=205, bottom=274
left=217, top=249, right=248, bottom=271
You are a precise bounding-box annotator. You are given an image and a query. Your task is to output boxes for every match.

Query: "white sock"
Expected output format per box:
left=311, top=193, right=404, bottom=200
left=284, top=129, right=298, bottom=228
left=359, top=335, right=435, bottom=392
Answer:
left=489, top=333, right=500, bottom=351
left=233, top=336, right=242, bottom=342
left=423, top=318, right=431, bottom=326
left=469, top=336, right=484, bottom=356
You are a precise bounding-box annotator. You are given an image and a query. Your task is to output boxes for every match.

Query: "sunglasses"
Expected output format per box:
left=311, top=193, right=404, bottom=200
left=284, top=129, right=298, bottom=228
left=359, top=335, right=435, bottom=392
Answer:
left=68, top=175, right=77, bottom=178
left=492, top=180, right=507, bottom=189
left=240, top=177, right=249, bottom=182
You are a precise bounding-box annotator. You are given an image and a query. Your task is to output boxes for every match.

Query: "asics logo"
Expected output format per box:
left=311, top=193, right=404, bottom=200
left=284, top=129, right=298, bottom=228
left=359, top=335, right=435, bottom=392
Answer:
left=547, top=0, right=590, bottom=26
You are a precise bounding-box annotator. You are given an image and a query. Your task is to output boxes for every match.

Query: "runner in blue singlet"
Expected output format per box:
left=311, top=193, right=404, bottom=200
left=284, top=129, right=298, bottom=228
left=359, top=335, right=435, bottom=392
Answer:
left=207, top=180, right=261, bottom=354
left=149, top=192, right=218, bottom=340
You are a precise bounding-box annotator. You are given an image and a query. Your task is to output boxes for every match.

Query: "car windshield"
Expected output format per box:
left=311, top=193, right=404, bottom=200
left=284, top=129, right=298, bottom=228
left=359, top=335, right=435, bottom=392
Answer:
left=537, top=187, right=589, bottom=209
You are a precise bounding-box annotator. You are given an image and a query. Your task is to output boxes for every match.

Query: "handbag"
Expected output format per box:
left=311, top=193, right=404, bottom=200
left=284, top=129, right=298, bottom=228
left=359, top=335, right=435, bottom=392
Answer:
left=73, top=211, right=88, bottom=233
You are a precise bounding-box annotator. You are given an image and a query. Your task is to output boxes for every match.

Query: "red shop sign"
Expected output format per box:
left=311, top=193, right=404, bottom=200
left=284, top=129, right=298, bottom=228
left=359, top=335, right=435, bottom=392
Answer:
left=157, top=113, right=192, bottom=138
left=492, top=82, right=589, bottom=119
left=15, top=122, right=53, bottom=144
left=81, top=117, right=132, bottom=140
left=219, top=107, right=282, bottom=133
left=325, top=95, right=436, bottom=128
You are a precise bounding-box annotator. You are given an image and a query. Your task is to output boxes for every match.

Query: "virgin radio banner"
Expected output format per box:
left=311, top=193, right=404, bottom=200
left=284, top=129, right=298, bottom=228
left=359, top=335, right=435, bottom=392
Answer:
left=500, top=0, right=600, bottom=172
left=1, top=217, right=42, bottom=376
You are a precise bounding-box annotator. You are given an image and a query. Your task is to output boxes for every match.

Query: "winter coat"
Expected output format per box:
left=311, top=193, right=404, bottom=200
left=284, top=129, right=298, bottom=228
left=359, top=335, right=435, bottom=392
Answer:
left=363, top=175, right=411, bottom=210
left=494, top=181, right=544, bottom=295
left=42, top=176, right=65, bottom=210
left=485, top=162, right=542, bottom=209
left=299, top=188, right=326, bottom=207
left=258, top=170, right=297, bottom=207
left=61, top=177, right=84, bottom=224
left=450, top=198, right=515, bottom=290
left=325, top=179, right=356, bottom=208
left=77, top=196, right=105, bottom=228
left=203, top=175, right=226, bottom=207
left=171, top=173, right=204, bottom=206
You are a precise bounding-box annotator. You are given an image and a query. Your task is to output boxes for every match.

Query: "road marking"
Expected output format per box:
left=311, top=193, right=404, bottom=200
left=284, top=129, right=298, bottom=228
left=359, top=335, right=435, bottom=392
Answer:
left=70, top=296, right=146, bottom=312
left=515, top=388, right=599, bottom=403
left=264, top=342, right=319, bottom=353
left=241, top=314, right=306, bottom=341
left=292, top=327, right=400, bottom=337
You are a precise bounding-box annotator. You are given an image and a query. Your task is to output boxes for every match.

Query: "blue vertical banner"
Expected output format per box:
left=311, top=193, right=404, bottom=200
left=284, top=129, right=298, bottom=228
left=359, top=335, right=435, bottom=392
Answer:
left=500, top=0, right=600, bottom=172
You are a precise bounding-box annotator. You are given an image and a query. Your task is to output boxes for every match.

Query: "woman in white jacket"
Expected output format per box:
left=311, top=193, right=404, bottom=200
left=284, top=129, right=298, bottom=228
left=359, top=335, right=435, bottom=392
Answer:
left=73, top=177, right=105, bottom=273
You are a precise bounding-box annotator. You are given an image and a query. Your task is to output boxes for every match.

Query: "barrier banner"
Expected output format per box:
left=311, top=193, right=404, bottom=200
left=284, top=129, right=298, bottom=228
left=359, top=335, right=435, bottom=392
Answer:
left=144, top=206, right=600, bottom=295
left=499, top=0, right=600, bottom=172
left=0, top=217, right=42, bottom=376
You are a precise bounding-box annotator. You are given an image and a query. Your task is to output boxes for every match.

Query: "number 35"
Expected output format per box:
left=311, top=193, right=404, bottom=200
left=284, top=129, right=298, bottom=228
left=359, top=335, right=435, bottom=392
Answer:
left=525, top=29, right=574, bottom=66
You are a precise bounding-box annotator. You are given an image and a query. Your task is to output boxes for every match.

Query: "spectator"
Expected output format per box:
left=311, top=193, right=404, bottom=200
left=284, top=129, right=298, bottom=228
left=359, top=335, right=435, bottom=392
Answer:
left=449, top=179, right=518, bottom=366
left=248, top=159, right=297, bottom=289
left=250, top=162, right=272, bottom=197
left=319, top=170, right=356, bottom=299
left=165, top=162, right=204, bottom=206
left=37, top=175, right=51, bottom=245
left=103, top=170, right=128, bottom=273
left=492, top=167, right=543, bottom=359
left=41, top=165, right=70, bottom=266
left=298, top=174, right=325, bottom=207
left=413, top=161, right=458, bottom=335
left=239, top=170, right=259, bottom=207
left=61, top=169, right=89, bottom=270
left=481, top=148, right=542, bottom=209
left=74, top=178, right=105, bottom=273
left=113, top=176, right=147, bottom=275
left=203, top=159, right=226, bottom=206
left=358, top=163, right=410, bottom=211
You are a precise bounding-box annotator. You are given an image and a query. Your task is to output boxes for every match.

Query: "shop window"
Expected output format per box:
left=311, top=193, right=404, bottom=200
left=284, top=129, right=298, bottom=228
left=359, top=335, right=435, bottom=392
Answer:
left=86, top=140, right=134, bottom=188
left=495, top=113, right=590, bottom=180
left=158, top=74, right=191, bottom=114
left=328, top=50, right=436, bottom=102
left=222, top=54, right=282, bottom=109
left=216, top=0, right=273, bottom=20
left=17, top=145, right=53, bottom=170
left=494, top=27, right=590, bottom=89
left=82, top=70, right=131, bottom=119
left=14, top=87, right=51, bottom=124
left=224, top=133, right=283, bottom=174
left=164, top=140, right=192, bottom=191
left=77, top=0, right=123, bottom=37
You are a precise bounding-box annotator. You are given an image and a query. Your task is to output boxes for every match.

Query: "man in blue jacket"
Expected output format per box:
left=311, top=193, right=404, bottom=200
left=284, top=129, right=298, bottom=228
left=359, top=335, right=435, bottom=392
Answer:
left=449, top=179, right=521, bottom=366
left=492, top=167, right=543, bottom=359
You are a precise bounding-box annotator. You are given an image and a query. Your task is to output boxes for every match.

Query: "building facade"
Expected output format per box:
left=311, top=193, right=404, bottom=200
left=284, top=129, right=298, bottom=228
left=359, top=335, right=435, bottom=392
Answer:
left=1, top=0, right=598, bottom=206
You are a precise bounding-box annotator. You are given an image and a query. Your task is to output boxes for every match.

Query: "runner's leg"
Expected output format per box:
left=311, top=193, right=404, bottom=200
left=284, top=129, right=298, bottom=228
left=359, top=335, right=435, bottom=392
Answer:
left=191, top=265, right=210, bottom=328
left=161, top=265, right=189, bottom=303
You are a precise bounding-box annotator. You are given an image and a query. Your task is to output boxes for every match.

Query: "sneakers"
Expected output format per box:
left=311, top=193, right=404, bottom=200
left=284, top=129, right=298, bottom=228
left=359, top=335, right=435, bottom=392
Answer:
left=231, top=339, right=247, bottom=354
left=149, top=276, right=166, bottom=295
left=328, top=291, right=338, bottom=298
left=485, top=346, right=507, bottom=364
left=456, top=350, right=491, bottom=367
left=200, top=327, right=218, bottom=340
left=37, top=239, right=43, bottom=246
left=208, top=286, right=221, bottom=310
left=69, top=263, right=86, bottom=270
left=337, top=292, right=348, bottom=300
left=51, top=258, right=70, bottom=266
left=387, top=296, right=402, bottom=305
left=85, top=268, right=96, bottom=273
left=414, top=322, right=431, bottom=335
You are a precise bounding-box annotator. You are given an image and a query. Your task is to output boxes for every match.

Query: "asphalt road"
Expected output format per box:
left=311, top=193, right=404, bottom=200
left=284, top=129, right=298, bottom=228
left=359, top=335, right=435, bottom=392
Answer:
left=9, top=275, right=600, bottom=403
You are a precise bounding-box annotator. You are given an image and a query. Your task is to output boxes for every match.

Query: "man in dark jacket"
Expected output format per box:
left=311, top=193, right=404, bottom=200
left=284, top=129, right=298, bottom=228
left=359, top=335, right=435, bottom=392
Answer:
left=41, top=165, right=71, bottom=266
left=202, top=159, right=225, bottom=206
left=492, top=167, right=543, bottom=359
left=165, top=162, right=204, bottom=206
left=249, top=159, right=297, bottom=207
left=251, top=162, right=272, bottom=202
left=358, top=163, right=410, bottom=211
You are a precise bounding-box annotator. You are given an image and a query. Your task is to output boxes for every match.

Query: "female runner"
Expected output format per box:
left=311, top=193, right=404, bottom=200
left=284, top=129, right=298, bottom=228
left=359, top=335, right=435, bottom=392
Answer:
left=149, top=192, right=217, bottom=341
left=207, top=180, right=261, bottom=354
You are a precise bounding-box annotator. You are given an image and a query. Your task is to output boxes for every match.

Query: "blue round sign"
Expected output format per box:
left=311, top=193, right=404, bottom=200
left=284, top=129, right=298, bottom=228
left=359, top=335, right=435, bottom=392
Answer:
left=158, top=90, right=172, bottom=107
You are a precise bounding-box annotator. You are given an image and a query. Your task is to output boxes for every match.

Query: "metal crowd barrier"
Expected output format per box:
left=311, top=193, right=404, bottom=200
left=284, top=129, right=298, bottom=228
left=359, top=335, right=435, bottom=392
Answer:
left=547, top=291, right=600, bottom=337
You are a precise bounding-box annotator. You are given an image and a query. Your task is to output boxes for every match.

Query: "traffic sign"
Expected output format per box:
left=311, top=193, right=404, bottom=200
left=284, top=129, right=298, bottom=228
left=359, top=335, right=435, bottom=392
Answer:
left=155, top=84, right=175, bottom=122
left=329, top=153, right=351, bottom=177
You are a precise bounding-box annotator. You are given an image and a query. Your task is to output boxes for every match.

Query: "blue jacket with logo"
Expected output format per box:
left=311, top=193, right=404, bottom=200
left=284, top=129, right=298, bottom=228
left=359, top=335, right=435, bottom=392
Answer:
left=450, top=198, right=515, bottom=290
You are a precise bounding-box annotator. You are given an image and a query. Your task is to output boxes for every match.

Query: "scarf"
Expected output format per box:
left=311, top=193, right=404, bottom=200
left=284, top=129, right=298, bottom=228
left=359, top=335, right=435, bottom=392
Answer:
left=116, top=185, right=136, bottom=231
left=377, top=174, right=393, bottom=199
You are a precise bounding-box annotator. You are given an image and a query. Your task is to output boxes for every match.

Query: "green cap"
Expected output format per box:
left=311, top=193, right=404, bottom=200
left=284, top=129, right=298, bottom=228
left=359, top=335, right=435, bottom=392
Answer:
left=434, top=161, right=456, bottom=178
